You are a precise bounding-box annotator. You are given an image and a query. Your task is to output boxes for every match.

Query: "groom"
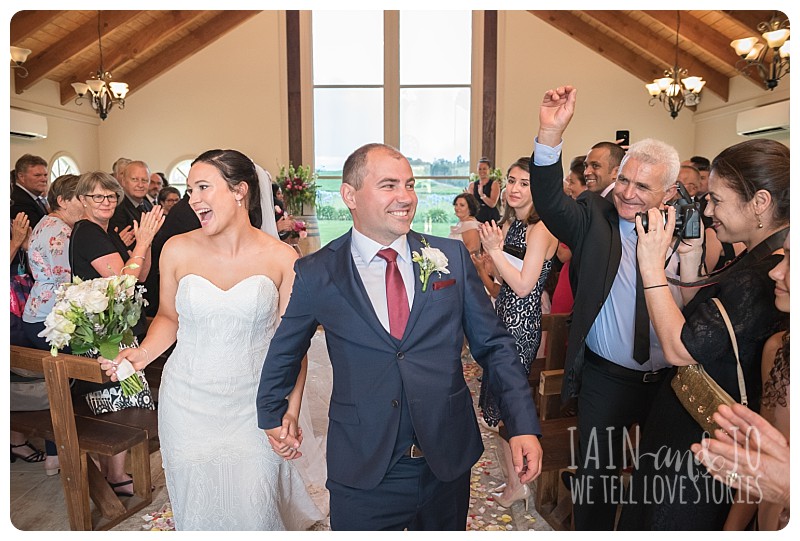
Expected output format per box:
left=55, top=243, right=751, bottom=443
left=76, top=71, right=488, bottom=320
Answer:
left=257, top=143, right=542, bottom=530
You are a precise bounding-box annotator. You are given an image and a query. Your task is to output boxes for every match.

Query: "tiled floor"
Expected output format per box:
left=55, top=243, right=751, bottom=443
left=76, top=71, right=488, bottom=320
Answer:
left=9, top=330, right=554, bottom=532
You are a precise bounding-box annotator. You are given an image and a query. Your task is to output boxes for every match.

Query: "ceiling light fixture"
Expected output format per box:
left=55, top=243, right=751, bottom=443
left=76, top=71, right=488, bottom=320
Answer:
left=730, top=12, right=790, bottom=90
left=10, top=46, right=32, bottom=78
left=645, top=12, right=705, bottom=120
left=71, top=11, right=129, bottom=121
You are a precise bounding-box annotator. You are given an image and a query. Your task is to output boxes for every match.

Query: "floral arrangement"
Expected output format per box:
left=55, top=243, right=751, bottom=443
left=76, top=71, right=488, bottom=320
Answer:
left=411, top=237, right=449, bottom=292
left=277, top=164, right=317, bottom=215
left=39, top=272, right=147, bottom=396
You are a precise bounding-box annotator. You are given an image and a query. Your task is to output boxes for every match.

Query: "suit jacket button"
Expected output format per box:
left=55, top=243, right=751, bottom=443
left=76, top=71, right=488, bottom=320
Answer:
left=391, top=400, right=399, bottom=408
left=396, top=352, right=404, bottom=360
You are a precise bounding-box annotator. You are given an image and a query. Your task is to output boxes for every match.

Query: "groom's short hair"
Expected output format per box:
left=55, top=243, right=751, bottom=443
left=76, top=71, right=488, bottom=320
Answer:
left=342, top=143, right=406, bottom=190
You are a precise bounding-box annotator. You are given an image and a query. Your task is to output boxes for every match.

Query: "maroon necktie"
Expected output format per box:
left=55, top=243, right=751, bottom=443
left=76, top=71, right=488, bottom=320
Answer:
left=376, top=248, right=409, bottom=340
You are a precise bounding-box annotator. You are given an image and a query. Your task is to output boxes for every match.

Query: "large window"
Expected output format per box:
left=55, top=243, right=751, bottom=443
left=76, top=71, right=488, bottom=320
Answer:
left=312, top=11, right=473, bottom=243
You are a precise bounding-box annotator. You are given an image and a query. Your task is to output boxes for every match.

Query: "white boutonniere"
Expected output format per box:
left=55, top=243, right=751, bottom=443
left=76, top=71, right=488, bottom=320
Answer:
left=411, top=237, right=449, bottom=292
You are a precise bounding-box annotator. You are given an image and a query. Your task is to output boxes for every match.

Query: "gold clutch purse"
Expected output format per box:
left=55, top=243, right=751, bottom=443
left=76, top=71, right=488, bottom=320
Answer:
left=671, top=298, right=748, bottom=434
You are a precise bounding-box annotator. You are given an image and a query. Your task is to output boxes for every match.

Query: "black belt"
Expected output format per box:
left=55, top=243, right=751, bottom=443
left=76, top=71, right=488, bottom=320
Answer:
left=585, top=348, right=669, bottom=384
left=403, top=443, right=424, bottom=458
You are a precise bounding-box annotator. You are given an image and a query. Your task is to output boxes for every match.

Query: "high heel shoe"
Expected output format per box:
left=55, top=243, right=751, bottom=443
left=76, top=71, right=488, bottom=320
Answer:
left=10, top=441, right=46, bottom=463
left=44, top=456, right=60, bottom=476
left=492, top=483, right=530, bottom=512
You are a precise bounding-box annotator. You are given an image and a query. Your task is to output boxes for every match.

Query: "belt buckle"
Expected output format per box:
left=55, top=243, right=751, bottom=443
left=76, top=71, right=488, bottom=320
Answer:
left=409, top=444, right=424, bottom=458
left=642, top=371, right=661, bottom=383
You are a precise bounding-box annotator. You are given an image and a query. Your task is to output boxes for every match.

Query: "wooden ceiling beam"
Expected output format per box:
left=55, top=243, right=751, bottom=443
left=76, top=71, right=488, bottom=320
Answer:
left=11, top=10, right=67, bottom=44
left=118, top=11, right=261, bottom=97
left=529, top=11, right=685, bottom=95
left=59, top=10, right=207, bottom=104
left=642, top=10, right=762, bottom=89
left=15, top=10, right=143, bottom=94
left=585, top=10, right=728, bottom=101
left=723, top=10, right=787, bottom=33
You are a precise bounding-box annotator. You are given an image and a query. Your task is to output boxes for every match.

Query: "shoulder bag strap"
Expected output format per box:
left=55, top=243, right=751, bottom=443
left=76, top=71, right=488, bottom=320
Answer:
left=711, top=297, right=748, bottom=407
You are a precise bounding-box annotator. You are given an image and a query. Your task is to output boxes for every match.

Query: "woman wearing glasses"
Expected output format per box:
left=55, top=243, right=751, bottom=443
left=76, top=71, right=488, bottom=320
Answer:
left=67, top=171, right=164, bottom=497
left=71, top=171, right=164, bottom=284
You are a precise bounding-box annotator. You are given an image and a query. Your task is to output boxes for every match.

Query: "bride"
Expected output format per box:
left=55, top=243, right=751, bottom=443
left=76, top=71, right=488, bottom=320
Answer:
left=100, top=149, right=324, bottom=530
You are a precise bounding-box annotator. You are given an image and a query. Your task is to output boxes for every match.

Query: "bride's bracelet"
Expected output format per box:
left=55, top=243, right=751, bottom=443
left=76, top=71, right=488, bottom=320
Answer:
left=139, top=347, right=150, bottom=366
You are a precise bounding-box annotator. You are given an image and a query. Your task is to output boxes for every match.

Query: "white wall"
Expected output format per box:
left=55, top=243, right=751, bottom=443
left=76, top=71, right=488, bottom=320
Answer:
left=10, top=11, right=287, bottom=179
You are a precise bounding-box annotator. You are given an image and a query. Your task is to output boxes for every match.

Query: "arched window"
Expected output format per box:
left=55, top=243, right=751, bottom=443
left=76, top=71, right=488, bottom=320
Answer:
left=167, top=160, right=193, bottom=195
left=49, top=154, right=80, bottom=182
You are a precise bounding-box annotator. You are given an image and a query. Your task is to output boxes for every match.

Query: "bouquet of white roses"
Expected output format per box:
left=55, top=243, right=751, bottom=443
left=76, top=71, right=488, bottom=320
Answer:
left=39, top=273, right=148, bottom=396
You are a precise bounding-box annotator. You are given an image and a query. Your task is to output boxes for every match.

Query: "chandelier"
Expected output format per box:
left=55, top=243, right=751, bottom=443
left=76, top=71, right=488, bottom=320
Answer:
left=645, top=12, right=705, bottom=120
left=730, top=12, right=790, bottom=90
left=70, top=11, right=129, bottom=121
left=10, top=46, right=32, bottom=78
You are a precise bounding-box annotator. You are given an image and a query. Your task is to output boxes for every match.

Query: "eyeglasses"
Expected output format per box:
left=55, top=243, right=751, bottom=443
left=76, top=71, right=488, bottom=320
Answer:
left=85, top=193, right=119, bottom=203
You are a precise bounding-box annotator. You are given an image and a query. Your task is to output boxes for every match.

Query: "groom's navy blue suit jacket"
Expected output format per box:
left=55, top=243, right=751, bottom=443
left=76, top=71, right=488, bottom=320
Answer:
left=257, top=230, right=540, bottom=490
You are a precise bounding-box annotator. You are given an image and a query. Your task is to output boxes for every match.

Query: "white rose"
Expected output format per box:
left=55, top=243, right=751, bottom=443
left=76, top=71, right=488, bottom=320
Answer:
left=420, top=246, right=450, bottom=274
left=82, top=289, right=110, bottom=313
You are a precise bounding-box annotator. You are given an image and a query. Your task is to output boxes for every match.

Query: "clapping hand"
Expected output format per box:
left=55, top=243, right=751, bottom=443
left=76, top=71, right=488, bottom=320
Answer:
left=11, top=212, right=31, bottom=250
left=691, top=404, right=790, bottom=506
left=478, top=220, right=504, bottom=253
left=116, top=225, right=135, bottom=247
left=133, top=205, right=165, bottom=248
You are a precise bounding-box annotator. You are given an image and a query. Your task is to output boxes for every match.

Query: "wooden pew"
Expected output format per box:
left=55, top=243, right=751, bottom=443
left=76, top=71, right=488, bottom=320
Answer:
left=10, top=346, right=155, bottom=531
left=528, top=313, right=569, bottom=418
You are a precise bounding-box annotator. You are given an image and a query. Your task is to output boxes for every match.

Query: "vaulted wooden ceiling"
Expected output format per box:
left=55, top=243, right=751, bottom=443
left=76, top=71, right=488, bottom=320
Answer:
left=11, top=10, right=262, bottom=104
left=11, top=10, right=788, bottom=106
left=529, top=10, right=789, bottom=102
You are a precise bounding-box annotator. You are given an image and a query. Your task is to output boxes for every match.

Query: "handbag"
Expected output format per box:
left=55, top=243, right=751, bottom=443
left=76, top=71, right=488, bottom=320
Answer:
left=84, top=371, right=155, bottom=415
left=10, top=371, right=50, bottom=411
left=671, top=297, right=748, bottom=434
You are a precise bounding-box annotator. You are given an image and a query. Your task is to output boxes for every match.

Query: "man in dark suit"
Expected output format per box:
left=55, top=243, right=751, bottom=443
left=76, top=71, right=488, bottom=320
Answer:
left=530, top=86, right=681, bottom=530
left=11, top=154, right=49, bottom=228
left=142, top=193, right=199, bottom=316
left=257, top=143, right=542, bottom=531
left=109, top=160, right=153, bottom=245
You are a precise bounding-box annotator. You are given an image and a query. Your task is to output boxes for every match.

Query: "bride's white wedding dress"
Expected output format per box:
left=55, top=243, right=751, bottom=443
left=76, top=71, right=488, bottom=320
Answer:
left=158, top=274, right=325, bottom=530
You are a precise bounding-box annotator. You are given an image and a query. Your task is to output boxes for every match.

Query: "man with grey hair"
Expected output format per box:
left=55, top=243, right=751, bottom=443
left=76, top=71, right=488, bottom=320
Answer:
left=109, top=160, right=153, bottom=246
left=111, top=157, right=131, bottom=183
left=530, top=86, right=681, bottom=530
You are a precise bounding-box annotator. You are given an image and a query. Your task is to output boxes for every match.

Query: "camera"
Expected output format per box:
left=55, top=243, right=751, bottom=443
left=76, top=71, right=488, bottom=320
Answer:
left=636, top=182, right=702, bottom=239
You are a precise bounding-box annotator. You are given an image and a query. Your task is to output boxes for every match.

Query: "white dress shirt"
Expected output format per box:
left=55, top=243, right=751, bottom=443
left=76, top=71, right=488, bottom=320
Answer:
left=350, top=228, right=415, bottom=334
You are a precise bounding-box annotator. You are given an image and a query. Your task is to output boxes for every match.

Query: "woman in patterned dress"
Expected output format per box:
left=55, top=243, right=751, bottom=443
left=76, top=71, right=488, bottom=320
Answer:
left=477, top=157, right=558, bottom=510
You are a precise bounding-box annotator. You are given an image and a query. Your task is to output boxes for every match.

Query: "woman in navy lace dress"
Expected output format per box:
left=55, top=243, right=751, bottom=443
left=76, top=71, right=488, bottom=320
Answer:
left=477, top=157, right=558, bottom=510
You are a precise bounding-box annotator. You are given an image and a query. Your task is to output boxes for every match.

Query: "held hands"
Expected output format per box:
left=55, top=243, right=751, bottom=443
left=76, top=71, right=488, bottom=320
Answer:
left=691, top=404, right=790, bottom=506
left=265, top=414, right=304, bottom=460
left=478, top=220, right=504, bottom=253
left=133, top=205, right=165, bottom=248
left=509, top=435, right=543, bottom=484
left=538, top=85, right=577, bottom=146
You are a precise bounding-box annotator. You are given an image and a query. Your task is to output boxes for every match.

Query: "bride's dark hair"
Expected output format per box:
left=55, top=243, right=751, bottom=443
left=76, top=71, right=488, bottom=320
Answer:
left=192, top=149, right=262, bottom=229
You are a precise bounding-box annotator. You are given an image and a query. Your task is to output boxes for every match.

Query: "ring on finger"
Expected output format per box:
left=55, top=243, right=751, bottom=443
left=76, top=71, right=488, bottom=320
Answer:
left=725, top=470, right=740, bottom=484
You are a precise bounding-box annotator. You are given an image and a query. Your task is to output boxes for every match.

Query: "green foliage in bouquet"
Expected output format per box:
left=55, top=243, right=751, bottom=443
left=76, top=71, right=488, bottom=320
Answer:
left=39, top=272, right=148, bottom=395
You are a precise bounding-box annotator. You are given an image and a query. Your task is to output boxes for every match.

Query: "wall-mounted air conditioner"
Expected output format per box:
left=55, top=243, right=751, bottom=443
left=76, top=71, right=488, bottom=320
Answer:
left=736, top=101, right=790, bottom=137
left=10, top=108, right=48, bottom=139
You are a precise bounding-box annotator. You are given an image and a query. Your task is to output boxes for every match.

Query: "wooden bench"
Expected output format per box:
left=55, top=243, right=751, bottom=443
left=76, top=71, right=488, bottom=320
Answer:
left=528, top=313, right=569, bottom=418
left=10, top=346, right=157, bottom=531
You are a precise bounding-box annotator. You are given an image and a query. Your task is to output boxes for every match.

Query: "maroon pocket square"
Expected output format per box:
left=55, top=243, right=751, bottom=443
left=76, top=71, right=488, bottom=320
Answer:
left=432, top=279, right=456, bottom=290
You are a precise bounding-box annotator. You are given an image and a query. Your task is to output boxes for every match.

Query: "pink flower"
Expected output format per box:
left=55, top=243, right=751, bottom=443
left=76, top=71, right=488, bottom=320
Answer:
left=299, top=230, right=308, bottom=239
